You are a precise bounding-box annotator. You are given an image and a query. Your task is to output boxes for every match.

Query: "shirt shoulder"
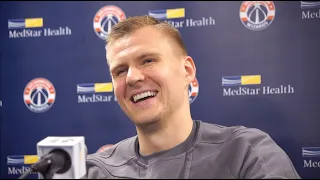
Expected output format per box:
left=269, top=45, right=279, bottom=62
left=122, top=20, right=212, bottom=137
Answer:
left=232, top=128, right=300, bottom=179
left=85, top=136, right=138, bottom=179
left=196, top=120, right=248, bottom=144
left=198, top=121, right=300, bottom=179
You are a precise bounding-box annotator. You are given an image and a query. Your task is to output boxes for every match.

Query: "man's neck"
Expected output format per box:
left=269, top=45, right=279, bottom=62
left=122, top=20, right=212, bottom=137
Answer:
left=136, top=108, right=193, bottom=156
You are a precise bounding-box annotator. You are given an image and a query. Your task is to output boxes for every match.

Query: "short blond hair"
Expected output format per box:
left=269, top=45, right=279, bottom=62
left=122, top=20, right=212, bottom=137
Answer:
left=106, top=15, right=187, bottom=56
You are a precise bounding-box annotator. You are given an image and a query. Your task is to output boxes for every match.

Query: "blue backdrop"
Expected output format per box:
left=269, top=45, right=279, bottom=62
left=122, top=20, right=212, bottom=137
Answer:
left=1, top=1, right=320, bottom=179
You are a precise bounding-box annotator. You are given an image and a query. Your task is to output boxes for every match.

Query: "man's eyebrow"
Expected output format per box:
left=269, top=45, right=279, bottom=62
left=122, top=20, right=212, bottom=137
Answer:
left=136, top=52, right=161, bottom=60
left=109, top=52, right=161, bottom=72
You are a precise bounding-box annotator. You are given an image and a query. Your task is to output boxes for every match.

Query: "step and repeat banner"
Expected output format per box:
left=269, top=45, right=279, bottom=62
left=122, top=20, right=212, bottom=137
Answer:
left=1, top=1, right=319, bottom=179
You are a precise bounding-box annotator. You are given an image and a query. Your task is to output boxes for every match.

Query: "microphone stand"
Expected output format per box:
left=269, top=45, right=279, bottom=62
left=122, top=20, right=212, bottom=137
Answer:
left=18, top=153, right=53, bottom=179
left=18, top=149, right=71, bottom=179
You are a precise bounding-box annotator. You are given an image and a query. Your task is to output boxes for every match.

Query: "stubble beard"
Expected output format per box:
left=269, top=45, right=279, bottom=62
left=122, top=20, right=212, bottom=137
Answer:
left=133, top=104, right=172, bottom=135
left=133, top=97, right=184, bottom=135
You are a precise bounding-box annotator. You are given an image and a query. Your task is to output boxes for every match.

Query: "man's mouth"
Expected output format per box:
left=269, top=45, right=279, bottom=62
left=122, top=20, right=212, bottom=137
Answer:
left=131, top=91, right=158, bottom=103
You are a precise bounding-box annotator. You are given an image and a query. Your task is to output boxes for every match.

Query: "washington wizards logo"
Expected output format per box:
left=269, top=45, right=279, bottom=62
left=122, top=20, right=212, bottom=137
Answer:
left=93, top=5, right=126, bottom=41
left=189, top=77, right=199, bottom=104
left=240, top=1, right=276, bottom=31
left=23, top=78, right=56, bottom=113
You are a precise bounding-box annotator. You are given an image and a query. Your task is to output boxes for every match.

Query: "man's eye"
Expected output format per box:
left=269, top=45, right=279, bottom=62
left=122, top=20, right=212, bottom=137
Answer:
left=116, top=69, right=127, bottom=76
left=142, top=59, right=154, bottom=64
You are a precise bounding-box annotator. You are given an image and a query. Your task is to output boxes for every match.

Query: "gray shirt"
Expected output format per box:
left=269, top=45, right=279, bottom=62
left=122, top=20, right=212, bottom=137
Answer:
left=85, top=120, right=301, bottom=179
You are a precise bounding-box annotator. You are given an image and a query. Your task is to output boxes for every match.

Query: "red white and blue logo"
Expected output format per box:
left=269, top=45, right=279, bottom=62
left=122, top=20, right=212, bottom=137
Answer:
left=23, top=78, right=56, bottom=113
left=240, top=1, right=276, bottom=31
left=189, top=77, right=199, bottom=104
left=93, top=5, right=126, bottom=41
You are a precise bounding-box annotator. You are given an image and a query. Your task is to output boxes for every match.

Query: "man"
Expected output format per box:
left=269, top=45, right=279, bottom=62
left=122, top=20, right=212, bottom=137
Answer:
left=85, top=16, right=301, bottom=179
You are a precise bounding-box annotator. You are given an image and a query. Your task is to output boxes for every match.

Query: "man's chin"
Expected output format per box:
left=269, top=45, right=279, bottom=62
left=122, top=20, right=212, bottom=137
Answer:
left=131, top=116, right=160, bottom=127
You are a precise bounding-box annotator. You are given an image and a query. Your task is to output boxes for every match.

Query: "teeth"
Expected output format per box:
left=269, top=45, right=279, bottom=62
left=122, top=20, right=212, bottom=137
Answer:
left=133, top=91, right=156, bottom=102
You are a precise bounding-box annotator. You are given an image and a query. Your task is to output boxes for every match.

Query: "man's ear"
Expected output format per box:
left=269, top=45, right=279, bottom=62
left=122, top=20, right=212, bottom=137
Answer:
left=184, top=56, right=196, bottom=85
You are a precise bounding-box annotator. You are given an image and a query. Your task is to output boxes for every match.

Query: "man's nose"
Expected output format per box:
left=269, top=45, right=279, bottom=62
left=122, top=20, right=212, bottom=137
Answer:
left=126, top=67, right=145, bottom=86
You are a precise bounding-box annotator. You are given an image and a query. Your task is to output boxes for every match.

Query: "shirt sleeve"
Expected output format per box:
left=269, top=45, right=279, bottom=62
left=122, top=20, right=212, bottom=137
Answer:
left=233, top=128, right=301, bottom=179
left=82, top=156, right=111, bottom=179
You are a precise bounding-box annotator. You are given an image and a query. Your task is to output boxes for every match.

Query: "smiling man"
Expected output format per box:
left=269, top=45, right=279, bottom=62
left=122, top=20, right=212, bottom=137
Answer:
left=84, top=16, right=300, bottom=179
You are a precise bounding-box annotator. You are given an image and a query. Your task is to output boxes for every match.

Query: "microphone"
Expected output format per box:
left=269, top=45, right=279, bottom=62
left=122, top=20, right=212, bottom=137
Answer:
left=19, top=136, right=87, bottom=179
